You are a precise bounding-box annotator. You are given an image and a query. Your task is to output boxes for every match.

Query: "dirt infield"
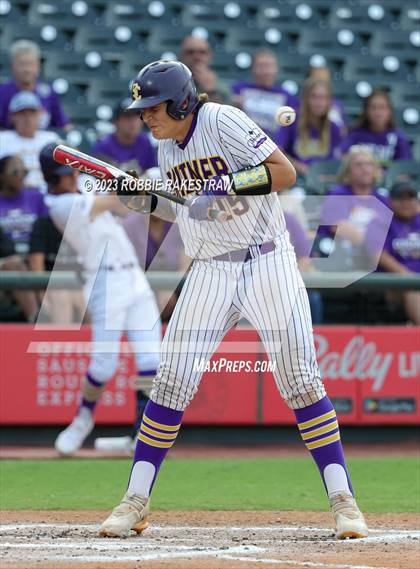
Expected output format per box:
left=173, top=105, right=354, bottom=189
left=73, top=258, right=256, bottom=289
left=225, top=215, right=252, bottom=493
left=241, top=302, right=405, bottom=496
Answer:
left=1, top=510, right=419, bottom=569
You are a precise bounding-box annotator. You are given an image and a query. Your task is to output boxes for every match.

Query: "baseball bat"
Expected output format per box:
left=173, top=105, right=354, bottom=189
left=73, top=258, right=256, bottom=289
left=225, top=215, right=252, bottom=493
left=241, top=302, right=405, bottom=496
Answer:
left=53, top=144, right=228, bottom=222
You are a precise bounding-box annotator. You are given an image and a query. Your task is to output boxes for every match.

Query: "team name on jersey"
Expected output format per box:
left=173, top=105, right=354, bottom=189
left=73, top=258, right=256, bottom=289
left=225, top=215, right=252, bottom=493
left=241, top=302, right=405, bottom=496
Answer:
left=167, top=155, right=229, bottom=196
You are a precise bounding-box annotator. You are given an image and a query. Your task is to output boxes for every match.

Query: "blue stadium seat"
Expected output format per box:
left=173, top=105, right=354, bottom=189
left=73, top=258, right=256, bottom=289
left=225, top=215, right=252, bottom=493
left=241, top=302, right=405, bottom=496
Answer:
left=328, top=2, right=394, bottom=33
left=385, top=160, right=420, bottom=189
left=181, top=2, right=248, bottom=29
left=276, top=53, right=310, bottom=82
left=86, top=79, right=131, bottom=106
left=103, top=2, right=173, bottom=30
left=224, top=27, right=294, bottom=54
left=254, top=3, right=300, bottom=32
left=73, top=26, right=142, bottom=56
left=119, top=53, right=156, bottom=81
left=43, top=51, right=117, bottom=83
left=297, top=29, right=366, bottom=58
left=391, top=83, right=420, bottom=109
left=0, top=23, right=71, bottom=53
left=343, top=55, right=416, bottom=84
left=371, top=30, right=419, bottom=60
left=147, top=26, right=191, bottom=57
left=62, top=102, right=98, bottom=126
left=398, top=4, right=420, bottom=31
left=27, top=0, right=99, bottom=29
left=0, top=1, right=25, bottom=23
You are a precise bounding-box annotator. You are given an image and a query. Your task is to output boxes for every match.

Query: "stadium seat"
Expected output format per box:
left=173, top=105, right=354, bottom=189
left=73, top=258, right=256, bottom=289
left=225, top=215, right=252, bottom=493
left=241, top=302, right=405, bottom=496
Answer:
left=0, top=24, right=71, bottom=53
left=27, top=0, right=99, bottom=28
left=73, top=26, right=142, bottom=57
left=62, top=103, right=98, bottom=126
left=398, top=4, right=420, bottom=31
left=104, top=1, right=178, bottom=25
left=297, top=29, right=366, bottom=58
left=305, top=160, right=341, bottom=195
left=0, top=1, right=25, bottom=24
left=118, top=53, right=156, bottom=81
left=147, top=26, right=192, bottom=57
left=181, top=2, right=248, bottom=29
left=370, top=30, right=420, bottom=60
left=343, top=55, right=416, bottom=84
left=43, top=52, right=117, bottom=83
left=224, top=27, right=294, bottom=54
left=392, top=83, right=420, bottom=109
left=328, top=2, right=394, bottom=33
left=86, top=79, right=131, bottom=106
left=276, top=53, right=310, bottom=82
left=254, top=3, right=300, bottom=32
left=385, top=160, right=420, bottom=189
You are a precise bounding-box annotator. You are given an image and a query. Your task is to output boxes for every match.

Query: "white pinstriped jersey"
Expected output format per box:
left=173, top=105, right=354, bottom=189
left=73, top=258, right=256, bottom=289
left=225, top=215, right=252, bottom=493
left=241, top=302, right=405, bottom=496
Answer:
left=157, top=103, right=289, bottom=259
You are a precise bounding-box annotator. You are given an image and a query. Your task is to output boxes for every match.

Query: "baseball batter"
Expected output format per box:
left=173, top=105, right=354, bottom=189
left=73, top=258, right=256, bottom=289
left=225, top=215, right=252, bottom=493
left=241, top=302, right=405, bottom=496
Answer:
left=39, top=144, right=162, bottom=455
left=100, top=61, right=368, bottom=539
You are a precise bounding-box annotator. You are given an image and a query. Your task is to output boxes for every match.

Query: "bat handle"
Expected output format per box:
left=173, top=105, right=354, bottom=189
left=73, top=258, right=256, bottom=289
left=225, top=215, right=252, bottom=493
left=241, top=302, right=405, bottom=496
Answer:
left=208, top=208, right=228, bottom=222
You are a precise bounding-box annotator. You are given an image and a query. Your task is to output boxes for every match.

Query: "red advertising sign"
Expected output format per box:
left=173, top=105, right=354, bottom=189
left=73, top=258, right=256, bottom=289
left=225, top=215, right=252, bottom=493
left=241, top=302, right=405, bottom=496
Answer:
left=0, top=325, right=418, bottom=425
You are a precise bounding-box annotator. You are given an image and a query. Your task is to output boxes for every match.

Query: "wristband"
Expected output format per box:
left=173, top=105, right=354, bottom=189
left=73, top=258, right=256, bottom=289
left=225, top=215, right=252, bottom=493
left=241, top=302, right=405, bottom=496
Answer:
left=202, top=165, right=272, bottom=197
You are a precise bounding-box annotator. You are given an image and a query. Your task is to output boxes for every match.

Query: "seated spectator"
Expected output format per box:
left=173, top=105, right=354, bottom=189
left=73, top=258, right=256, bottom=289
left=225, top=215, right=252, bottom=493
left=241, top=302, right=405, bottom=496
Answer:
left=123, top=212, right=188, bottom=322
left=0, top=227, right=38, bottom=322
left=91, top=99, right=157, bottom=174
left=28, top=214, right=86, bottom=325
left=317, top=147, right=390, bottom=270
left=0, top=92, right=58, bottom=191
left=0, top=155, right=47, bottom=255
left=284, top=211, right=323, bottom=324
left=180, top=36, right=230, bottom=104
left=0, top=40, right=70, bottom=131
left=365, top=182, right=419, bottom=324
left=232, top=49, right=298, bottom=139
left=341, top=90, right=412, bottom=167
left=306, top=65, right=346, bottom=133
left=275, top=77, right=342, bottom=178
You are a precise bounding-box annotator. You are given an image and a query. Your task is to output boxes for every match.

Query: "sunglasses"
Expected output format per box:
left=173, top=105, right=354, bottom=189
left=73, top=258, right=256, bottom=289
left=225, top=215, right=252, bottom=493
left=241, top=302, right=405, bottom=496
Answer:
left=183, top=48, right=209, bottom=55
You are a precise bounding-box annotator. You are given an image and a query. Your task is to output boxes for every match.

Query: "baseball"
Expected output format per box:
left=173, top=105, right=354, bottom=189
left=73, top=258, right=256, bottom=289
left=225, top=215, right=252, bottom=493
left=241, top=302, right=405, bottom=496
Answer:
left=275, top=106, right=296, bottom=126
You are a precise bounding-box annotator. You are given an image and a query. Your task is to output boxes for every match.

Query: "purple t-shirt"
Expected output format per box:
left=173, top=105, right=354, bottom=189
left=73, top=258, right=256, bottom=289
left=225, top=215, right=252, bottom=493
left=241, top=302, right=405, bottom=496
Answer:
left=0, top=80, right=69, bottom=130
left=319, top=184, right=391, bottom=239
left=0, top=187, right=48, bottom=253
left=91, top=133, right=157, bottom=174
left=232, top=81, right=298, bottom=139
left=340, top=128, right=412, bottom=165
left=365, top=213, right=420, bottom=273
left=284, top=211, right=311, bottom=259
left=123, top=212, right=183, bottom=271
left=275, top=118, right=342, bottom=165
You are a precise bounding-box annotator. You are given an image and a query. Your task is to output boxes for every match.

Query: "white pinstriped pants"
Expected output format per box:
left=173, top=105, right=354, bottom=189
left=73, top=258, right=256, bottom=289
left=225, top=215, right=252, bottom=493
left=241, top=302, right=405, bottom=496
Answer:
left=151, top=236, right=326, bottom=411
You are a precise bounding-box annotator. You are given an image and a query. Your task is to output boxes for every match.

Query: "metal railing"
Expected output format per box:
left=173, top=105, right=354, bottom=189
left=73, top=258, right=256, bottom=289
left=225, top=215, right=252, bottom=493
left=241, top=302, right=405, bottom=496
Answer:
left=1, top=271, right=419, bottom=291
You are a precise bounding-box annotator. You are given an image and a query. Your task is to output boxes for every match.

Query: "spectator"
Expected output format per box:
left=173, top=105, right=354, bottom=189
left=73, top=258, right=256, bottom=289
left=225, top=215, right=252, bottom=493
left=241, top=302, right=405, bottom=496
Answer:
left=0, top=155, right=47, bottom=255
left=0, top=227, right=38, bottom=321
left=180, top=36, right=230, bottom=104
left=28, top=214, right=86, bottom=325
left=275, top=77, right=342, bottom=178
left=306, top=65, right=346, bottom=133
left=91, top=98, right=157, bottom=174
left=0, top=39, right=70, bottom=131
left=317, top=147, right=391, bottom=270
left=284, top=211, right=323, bottom=324
left=123, top=212, right=189, bottom=322
left=0, top=92, right=58, bottom=191
left=341, top=90, right=413, bottom=167
left=232, top=49, right=298, bottom=139
left=365, top=182, right=419, bottom=324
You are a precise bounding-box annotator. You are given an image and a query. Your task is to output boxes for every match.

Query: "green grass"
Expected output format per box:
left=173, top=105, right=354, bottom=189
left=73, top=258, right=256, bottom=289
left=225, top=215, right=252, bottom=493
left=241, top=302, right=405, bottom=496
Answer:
left=1, top=457, right=419, bottom=512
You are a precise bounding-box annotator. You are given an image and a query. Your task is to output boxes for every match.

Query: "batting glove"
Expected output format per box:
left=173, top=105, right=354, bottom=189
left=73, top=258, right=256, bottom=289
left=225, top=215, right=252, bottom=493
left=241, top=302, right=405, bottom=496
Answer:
left=116, top=169, right=158, bottom=214
left=187, top=194, right=216, bottom=221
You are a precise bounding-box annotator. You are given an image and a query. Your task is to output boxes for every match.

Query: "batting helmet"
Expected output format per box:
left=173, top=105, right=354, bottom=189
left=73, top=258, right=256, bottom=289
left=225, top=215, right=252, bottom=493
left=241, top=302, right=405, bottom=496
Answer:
left=127, top=60, right=199, bottom=120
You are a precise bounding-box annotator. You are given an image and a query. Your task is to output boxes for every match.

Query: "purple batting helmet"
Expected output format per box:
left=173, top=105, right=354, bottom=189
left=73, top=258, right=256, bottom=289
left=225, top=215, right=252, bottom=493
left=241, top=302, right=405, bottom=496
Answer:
left=127, top=60, right=199, bottom=120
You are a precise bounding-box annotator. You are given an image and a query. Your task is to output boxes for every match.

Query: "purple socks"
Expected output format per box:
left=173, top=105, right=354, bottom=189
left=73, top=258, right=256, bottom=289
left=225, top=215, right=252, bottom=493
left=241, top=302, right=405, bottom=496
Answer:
left=294, top=396, right=353, bottom=496
left=128, top=400, right=183, bottom=496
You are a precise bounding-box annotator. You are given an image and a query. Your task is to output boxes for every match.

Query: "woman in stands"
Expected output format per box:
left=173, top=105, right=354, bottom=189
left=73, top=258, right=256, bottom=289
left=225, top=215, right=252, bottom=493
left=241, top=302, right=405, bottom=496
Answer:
left=275, top=77, right=342, bottom=179
left=341, top=90, right=412, bottom=167
left=317, top=146, right=391, bottom=271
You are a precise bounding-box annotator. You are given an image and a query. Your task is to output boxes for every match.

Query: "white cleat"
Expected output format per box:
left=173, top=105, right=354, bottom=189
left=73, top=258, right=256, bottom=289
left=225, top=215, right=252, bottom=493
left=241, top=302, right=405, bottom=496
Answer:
left=329, top=492, right=369, bottom=539
left=99, top=492, right=150, bottom=537
left=54, top=413, right=94, bottom=456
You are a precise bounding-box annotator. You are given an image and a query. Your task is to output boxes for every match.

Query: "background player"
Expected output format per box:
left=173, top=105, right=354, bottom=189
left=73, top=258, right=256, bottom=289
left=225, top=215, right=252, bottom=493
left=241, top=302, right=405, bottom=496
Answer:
left=39, top=144, right=162, bottom=455
left=99, top=61, right=368, bottom=540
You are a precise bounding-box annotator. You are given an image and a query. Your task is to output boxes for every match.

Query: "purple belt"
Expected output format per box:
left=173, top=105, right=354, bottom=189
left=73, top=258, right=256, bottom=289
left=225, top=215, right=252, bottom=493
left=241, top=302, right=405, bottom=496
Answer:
left=212, top=240, right=276, bottom=262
